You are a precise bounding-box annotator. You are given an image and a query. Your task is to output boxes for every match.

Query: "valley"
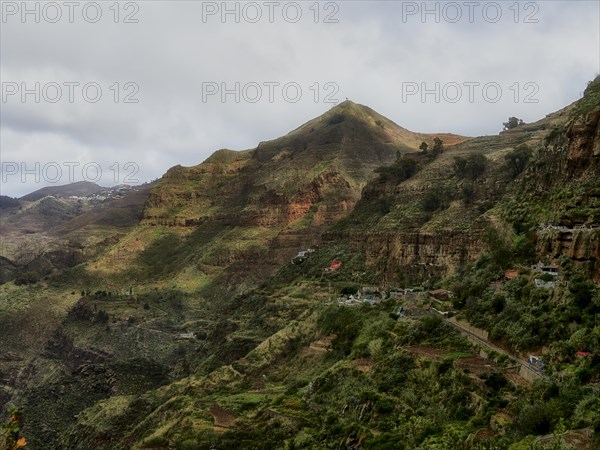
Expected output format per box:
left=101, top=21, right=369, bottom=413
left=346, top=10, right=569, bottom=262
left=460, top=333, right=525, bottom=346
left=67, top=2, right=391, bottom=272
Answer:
left=1, top=78, right=599, bottom=449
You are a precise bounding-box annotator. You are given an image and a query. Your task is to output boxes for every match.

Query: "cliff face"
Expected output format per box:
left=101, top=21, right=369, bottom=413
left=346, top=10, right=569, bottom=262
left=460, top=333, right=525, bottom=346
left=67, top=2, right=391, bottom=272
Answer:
left=533, top=99, right=600, bottom=279
left=537, top=228, right=600, bottom=279
left=566, top=105, right=600, bottom=170
left=324, top=230, right=484, bottom=284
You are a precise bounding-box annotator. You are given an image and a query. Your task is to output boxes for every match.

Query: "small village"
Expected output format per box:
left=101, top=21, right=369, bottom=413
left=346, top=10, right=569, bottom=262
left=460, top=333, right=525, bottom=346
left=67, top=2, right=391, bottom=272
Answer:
left=295, top=251, right=594, bottom=381
left=66, top=185, right=134, bottom=203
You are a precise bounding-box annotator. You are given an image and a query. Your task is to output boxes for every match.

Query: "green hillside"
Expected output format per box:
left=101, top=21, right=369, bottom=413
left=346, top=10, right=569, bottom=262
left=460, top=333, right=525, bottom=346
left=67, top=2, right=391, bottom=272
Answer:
left=1, top=79, right=599, bottom=450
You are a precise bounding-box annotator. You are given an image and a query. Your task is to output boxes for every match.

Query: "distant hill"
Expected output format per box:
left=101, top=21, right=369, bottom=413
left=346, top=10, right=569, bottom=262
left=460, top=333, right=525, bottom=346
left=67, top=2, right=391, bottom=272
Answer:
left=0, top=183, right=154, bottom=275
left=0, top=195, right=20, bottom=208
left=20, top=181, right=104, bottom=202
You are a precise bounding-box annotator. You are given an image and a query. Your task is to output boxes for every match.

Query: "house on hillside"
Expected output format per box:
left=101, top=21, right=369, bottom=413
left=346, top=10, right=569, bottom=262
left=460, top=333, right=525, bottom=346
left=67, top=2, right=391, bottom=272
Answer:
left=531, top=262, right=560, bottom=276
left=292, top=248, right=315, bottom=264
left=541, top=264, right=560, bottom=276
left=504, top=270, right=519, bottom=281
left=528, top=355, right=545, bottom=371
left=361, top=287, right=386, bottom=300
left=324, top=259, right=342, bottom=272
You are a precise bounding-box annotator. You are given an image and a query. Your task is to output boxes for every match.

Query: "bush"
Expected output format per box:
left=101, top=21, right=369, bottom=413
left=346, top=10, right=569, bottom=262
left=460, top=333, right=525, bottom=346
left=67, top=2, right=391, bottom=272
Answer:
left=454, top=153, right=487, bottom=180
left=14, top=271, right=40, bottom=285
left=461, top=184, right=475, bottom=204
left=515, top=402, right=554, bottom=436
left=483, top=372, right=508, bottom=391
left=341, top=285, right=359, bottom=296
left=95, top=310, right=109, bottom=323
left=327, top=114, right=345, bottom=126
left=375, top=158, right=419, bottom=184
left=422, top=190, right=449, bottom=213
left=505, top=144, right=532, bottom=178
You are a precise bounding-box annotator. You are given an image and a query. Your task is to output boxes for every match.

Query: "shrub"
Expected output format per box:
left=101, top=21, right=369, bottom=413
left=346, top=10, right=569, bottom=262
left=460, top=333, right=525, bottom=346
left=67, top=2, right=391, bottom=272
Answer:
left=375, top=158, right=419, bottom=184
left=14, top=271, right=40, bottom=285
left=327, top=114, right=345, bottom=126
left=422, top=190, right=449, bottom=212
left=454, top=153, right=487, bottom=180
left=505, top=144, right=532, bottom=178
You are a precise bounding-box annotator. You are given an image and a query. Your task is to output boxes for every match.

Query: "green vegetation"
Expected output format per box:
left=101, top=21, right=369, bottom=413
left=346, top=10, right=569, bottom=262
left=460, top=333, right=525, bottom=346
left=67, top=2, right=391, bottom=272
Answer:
left=374, top=156, right=419, bottom=184
left=2, top=81, right=600, bottom=449
left=422, top=188, right=450, bottom=213
left=572, top=75, right=600, bottom=117
left=1, top=408, right=26, bottom=450
left=13, top=271, right=40, bottom=286
left=503, top=117, right=525, bottom=130
left=504, top=144, right=532, bottom=178
left=454, top=153, right=488, bottom=180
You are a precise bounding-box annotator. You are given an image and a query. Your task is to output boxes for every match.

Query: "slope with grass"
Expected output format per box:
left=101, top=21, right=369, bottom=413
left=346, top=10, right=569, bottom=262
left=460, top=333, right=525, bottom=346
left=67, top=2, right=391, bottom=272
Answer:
left=2, top=81, right=599, bottom=449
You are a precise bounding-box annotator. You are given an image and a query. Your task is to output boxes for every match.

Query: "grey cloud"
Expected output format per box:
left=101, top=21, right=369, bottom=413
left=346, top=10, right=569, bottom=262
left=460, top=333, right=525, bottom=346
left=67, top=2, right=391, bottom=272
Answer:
left=1, top=0, right=598, bottom=197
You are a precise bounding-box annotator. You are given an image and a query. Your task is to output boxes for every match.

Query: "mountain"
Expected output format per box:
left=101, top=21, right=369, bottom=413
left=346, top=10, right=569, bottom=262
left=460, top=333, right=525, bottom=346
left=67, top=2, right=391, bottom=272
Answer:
left=97, top=100, right=467, bottom=290
left=19, top=181, right=104, bottom=202
left=0, top=195, right=20, bottom=209
left=1, top=81, right=599, bottom=449
left=143, top=100, right=466, bottom=229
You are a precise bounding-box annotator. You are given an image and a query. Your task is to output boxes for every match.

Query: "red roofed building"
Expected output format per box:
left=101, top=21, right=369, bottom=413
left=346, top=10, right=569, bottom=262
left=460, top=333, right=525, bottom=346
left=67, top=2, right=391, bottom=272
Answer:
left=325, top=259, right=342, bottom=272
left=504, top=270, right=519, bottom=280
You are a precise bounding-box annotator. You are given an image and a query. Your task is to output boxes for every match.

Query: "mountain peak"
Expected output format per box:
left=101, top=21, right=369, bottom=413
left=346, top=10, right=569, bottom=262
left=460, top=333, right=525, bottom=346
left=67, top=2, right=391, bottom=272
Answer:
left=256, top=100, right=467, bottom=162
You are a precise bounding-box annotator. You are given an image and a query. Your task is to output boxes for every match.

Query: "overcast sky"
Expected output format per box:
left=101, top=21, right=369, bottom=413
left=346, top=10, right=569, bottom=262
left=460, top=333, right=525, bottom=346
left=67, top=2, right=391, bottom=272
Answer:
left=1, top=0, right=599, bottom=197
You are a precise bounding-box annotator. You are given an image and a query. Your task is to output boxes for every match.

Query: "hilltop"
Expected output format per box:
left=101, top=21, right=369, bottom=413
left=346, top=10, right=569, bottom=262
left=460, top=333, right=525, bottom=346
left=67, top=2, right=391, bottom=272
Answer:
left=19, top=181, right=105, bottom=202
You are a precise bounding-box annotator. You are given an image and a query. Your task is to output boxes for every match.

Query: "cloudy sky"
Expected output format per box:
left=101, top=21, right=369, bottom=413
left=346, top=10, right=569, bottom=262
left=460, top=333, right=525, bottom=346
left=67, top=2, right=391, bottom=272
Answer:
left=1, top=0, right=598, bottom=197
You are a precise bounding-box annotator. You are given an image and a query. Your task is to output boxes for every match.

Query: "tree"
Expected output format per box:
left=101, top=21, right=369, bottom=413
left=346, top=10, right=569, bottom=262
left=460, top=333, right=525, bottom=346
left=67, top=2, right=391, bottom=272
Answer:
left=14, top=271, right=39, bottom=286
left=431, top=137, right=444, bottom=156
left=422, top=189, right=448, bottom=212
left=454, top=153, right=487, bottom=180
left=503, top=117, right=525, bottom=130
left=375, top=158, right=418, bottom=183
left=419, top=142, right=429, bottom=154
left=341, top=285, right=359, bottom=296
